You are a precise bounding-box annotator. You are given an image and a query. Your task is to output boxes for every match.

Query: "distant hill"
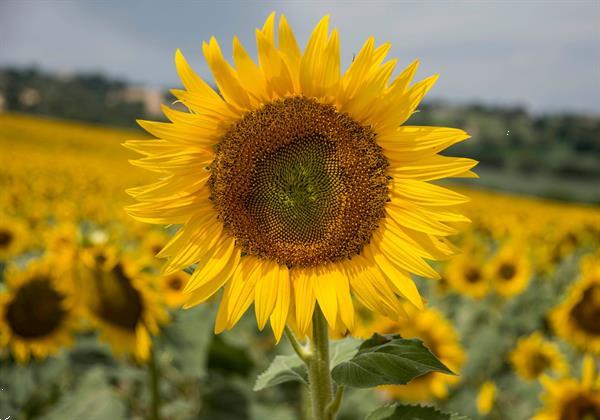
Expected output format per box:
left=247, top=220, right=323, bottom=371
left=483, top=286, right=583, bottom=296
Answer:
left=0, top=67, right=164, bottom=127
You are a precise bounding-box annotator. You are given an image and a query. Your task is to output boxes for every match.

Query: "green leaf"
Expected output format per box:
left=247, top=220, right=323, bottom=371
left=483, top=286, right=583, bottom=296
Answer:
left=253, top=336, right=361, bottom=392
left=253, top=354, right=307, bottom=391
left=161, top=305, right=215, bottom=378
left=331, top=334, right=453, bottom=388
left=366, top=403, right=470, bottom=420
left=41, top=368, right=126, bottom=420
left=330, top=337, right=362, bottom=367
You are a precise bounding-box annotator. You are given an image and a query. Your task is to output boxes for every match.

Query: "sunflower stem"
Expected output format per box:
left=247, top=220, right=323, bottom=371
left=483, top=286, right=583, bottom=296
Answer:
left=149, top=346, right=161, bottom=420
left=307, top=306, right=335, bottom=420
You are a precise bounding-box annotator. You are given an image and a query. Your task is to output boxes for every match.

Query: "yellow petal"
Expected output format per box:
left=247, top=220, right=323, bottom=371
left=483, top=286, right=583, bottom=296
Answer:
left=390, top=179, right=469, bottom=207
left=389, top=155, right=478, bottom=181
left=314, top=266, right=339, bottom=329
left=380, top=126, right=470, bottom=160
left=203, top=37, right=251, bottom=110
left=330, top=265, right=354, bottom=331
left=270, top=264, right=291, bottom=343
left=181, top=237, right=238, bottom=296
left=582, top=355, right=596, bottom=388
left=340, top=37, right=374, bottom=102
left=163, top=216, right=223, bottom=275
left=254, top=260, right=279, bottom=330
left=344, top=255, right=400, bottom=318
left=175, top=49, right=223, bottom=104
left=294, top=268, right=316, bottom=336
left=387, top=201, right=457, bottom=236
left=214, top=287, right=231, bottom=334
left=376, top=224, right=440, bottom=279
left=300, top=15, right=330, bottom=98
left=365, top=243, right=424, bottom=309
left=388, top=59, right=419, bottom=94
left=232, top=36, right=269, bottom=103
left=226, top=256, right=262, bottom=327
left=256, top=30, right=294, bottom=97
left=278, top=14, right=302, bottom=91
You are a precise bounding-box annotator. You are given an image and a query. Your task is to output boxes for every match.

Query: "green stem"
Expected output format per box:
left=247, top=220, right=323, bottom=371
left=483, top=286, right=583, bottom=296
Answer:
left=149, top=346, right=160, bottom=420
left=326, top=385, right=345, bottom=418
left=307, top=306, right=334, bottom=420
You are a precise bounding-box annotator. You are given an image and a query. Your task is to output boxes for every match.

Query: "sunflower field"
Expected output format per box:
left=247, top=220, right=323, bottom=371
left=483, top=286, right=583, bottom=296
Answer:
left=1, top=108, right=599, bottom=420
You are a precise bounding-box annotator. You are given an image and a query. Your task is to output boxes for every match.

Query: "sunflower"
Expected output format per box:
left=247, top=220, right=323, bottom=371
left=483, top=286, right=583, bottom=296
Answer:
left=509, top=331, right=567, bottom=381
left=551, top=264, right=600, bottom=354
left=444, top=251, right=488, bottom=299
left=126, top=13, right=476, bottom=340
left=80, top=253, right=169, bottom=360
left=476, top=381, right=497, bottom=416
left=370, top=307, right=465, bottom=402
left=486, top=243, right=531, bottom=298
left=0, top=260, right=80, bottom=363
left=534, top=355, right=600, bottom=420
left=43, top=222, right=81, bottom=271
left=0, top=217, right=28, bottom=260
left=159, top=271, right=189, bottom=308
left=141, top=229, right=170, bottom=261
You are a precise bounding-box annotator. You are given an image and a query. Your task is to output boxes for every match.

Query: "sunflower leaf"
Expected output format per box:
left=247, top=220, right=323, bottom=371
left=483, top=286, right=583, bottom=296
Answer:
left=331, top=334, right=453, bottom=388
left=253, top=354, right=307, bottom=391
left=161, top=304, right=215, bottom=378
left=330, top=336, right=362, bottom=367
left=42, top=368, right=126, bottom=420
left=366, top=403, right=470, bottom=420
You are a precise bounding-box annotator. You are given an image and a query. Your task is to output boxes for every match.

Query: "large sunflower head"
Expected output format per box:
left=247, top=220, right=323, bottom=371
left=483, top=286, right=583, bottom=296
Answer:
left=534, top=356, right=600, bottom=420
left=0, top=260, right=79, bottom=363
left=126, top=13, right=476, bottom=340
left=509, top=331, right=567, bottom=381
left=80, top=254, right=169, bottom=360
left=551, top=264, right=600, bottom=355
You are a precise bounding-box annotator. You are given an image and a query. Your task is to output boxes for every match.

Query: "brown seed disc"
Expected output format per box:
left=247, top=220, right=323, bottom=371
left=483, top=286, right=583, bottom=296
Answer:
left=210, top=96, right=389, bottom=267
left=570, top=284, right=600, bottom=335
left=6, top=279, right=66, bottom=338
left=90, top=264, right=144, bottom=331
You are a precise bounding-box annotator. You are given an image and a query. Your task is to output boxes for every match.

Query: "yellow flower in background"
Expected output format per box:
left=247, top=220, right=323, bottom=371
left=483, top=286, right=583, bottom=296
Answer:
left=0, top=260, right=80, bottom=363
left=534, top=355, right=600, bottom=420
left=80, top=243, right=119, bottom=272
left=43, top=222, right=81, bottom=269
left=80, top=254, right=169, bottom=361
left=444, top=251, right=488, bottom=299
left=159, top=271, right=189, bottom=308
left=476, top=381, right=497, bottom=416
left=486, top=243, right=531, bottom=298
left=373, top=307, right=465, bottom=402
left=551, top=264, right=600, bottom=354
left=126, top=12, right=476, bottom=340
left=141, top=229, right=170, bottom=260
left=0, top=217, right=28, bottom=260
left=509, top=332, right=568, bottom=381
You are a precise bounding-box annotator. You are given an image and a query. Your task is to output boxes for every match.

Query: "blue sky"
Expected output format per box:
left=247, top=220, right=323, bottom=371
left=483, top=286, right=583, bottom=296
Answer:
left=1, top=1, right=599, bottom=113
